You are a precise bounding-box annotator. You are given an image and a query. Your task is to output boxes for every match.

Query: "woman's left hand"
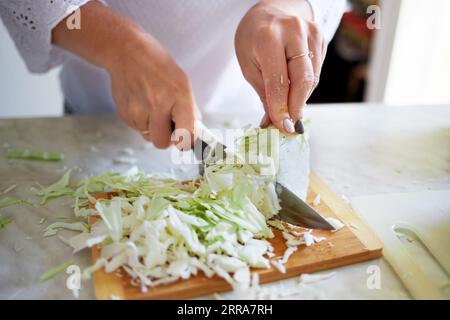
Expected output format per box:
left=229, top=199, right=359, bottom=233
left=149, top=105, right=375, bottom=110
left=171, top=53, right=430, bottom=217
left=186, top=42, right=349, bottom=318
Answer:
left=235, top=0, right=326, bottom=134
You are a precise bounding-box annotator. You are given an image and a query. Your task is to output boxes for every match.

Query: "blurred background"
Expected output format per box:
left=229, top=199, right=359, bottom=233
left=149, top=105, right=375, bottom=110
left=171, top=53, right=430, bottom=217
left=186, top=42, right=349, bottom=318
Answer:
left=1, top=0, right=450, bottom=118
left=310, top=0, right=450, bottom=106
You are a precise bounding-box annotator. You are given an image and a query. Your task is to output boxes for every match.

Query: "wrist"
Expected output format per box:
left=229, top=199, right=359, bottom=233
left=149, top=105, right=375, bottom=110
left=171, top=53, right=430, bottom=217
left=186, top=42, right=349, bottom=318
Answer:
left=103, top=25, right=175, bottom=77
left=52, top=2, right=155, bottom=73
left=101, top=24, right=148, bottom=72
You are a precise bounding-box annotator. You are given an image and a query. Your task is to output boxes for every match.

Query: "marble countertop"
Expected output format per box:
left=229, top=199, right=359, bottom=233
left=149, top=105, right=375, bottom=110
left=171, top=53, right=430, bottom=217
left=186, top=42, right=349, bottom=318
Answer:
left=0, top=103, right=449, bottom=299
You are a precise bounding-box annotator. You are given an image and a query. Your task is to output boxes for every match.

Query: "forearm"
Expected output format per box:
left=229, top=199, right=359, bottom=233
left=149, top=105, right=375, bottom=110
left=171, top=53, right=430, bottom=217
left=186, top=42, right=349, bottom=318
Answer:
left=51, top=1, right=145, bottom=70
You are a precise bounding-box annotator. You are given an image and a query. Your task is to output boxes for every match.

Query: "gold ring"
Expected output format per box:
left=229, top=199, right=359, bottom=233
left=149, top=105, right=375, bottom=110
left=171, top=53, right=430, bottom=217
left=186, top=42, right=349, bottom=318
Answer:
left=288, top=51, right=314, bottom=62
left=140, top=130, right=151, bottom=135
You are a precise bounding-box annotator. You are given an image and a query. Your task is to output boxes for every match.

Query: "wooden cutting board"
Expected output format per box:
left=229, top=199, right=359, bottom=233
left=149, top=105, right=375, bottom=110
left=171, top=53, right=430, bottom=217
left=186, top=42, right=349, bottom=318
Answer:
left=91, top=173, right=383, bottom=300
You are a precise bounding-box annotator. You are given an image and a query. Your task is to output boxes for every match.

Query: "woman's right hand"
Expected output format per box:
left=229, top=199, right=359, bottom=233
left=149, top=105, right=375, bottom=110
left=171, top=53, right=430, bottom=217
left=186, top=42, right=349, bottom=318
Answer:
left=106, top=33, right=197, bottom=149
left=52, top=1, right=197, bottom=149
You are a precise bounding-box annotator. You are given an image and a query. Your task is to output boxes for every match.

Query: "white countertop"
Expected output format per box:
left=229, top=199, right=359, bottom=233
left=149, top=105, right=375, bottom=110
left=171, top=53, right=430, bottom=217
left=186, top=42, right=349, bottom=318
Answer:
left=0, top=103, right=449, bottom=299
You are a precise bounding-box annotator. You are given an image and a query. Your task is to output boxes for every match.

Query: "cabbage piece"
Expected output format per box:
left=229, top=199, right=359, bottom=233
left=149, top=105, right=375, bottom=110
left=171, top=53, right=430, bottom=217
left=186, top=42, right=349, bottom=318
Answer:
left=238, top=239, right=270, bottom=268
left=43, top=221, right=90, bottom=237
left=277, top=130, right=310, bottom=201
left=313, top=194, right=321, bottom=206
left=82, top=258, right=106, bottom=280
left=167, top=206, right=205, bottom=255
left=37, top=169, right=74, bottom=204
left=95, top=198, right=123, bottom=242
left=7, top=148, right=64, bottom=162
left=299, top=272, right=336, bottom=284
left=40, top=260, right=74, bottom=281
left=270, top=260, right=286, bottom=273
left=69, top=223, right=108, bottom=253
left=326, top=217, right=345, bottom=231
left=280, top=246, right=297, bottom=264
left=0, top=197, right=28, bottom=209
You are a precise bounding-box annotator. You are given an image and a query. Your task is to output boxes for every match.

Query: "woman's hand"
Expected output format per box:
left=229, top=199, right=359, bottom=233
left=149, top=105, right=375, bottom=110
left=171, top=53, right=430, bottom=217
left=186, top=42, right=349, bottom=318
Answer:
left=53, top=1, right=196, bottom=149
left=235, top=0, right=326, bottom=133
left=106, top=34, right=197, bottom=149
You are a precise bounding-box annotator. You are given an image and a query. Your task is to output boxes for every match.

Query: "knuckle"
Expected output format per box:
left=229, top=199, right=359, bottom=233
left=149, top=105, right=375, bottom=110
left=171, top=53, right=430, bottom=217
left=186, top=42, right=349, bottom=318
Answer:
left=256, top=25, right=275, bottom=42
left=175, top=98, right=195, bottom=115
left=267, top=74, right=289, bottom=92
left=313, top=74, right=321, bottom=87
left=265, top=89, right=287, bottom=107
left=128, top=104, right=141, bottom=118
left=175, top=70, right=190, bottom=88
left=278, top=81, right=290, bottom=93
left=300, top=74, right=315, bottom=89
left=307, top=21, right=321, bottom=38
left=270, top=103, right=289, bottom=121
left=172, top=72, right=193, bottom=96
left=285, top=16, right=302, bottom=32
left=151, top=92, right=167, bottom=108
left=175, top=65, right=189, bottom=79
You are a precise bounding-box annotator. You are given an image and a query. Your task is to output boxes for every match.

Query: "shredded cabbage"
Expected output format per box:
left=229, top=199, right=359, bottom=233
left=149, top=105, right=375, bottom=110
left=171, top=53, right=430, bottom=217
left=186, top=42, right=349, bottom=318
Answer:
left=40, top=125, right=339, bottom=293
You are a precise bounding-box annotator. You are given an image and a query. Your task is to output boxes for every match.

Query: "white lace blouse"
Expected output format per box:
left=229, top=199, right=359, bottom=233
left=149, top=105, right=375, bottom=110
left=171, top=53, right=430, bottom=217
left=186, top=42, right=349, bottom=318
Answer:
left=0, top=0, right=346, bottom=117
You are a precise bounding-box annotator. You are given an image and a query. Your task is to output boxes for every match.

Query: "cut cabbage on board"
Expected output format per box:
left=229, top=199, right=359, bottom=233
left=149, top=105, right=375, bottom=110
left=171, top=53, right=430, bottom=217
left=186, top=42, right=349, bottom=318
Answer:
left=39, top=125, right=343, bottom=293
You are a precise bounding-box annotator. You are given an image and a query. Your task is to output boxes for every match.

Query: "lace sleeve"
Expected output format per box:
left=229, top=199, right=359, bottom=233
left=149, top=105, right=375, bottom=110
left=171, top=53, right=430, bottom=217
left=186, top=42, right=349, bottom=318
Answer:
left=0, top=0, right=95, bottom=73
left=306, top=0, right=347, bottom=44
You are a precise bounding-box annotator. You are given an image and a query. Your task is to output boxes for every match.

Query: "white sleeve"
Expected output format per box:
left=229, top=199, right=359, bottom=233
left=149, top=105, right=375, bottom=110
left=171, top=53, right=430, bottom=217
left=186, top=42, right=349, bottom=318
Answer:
left=306, top=0, right=348, bottom=43
left=0, top=0, right=95, bottom=73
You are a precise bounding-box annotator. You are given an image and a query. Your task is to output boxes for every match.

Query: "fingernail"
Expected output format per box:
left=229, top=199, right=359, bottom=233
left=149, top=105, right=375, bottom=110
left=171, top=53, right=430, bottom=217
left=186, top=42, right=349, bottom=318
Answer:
left=283, top=118, right=295, bottom=134
left=294, top=120, right=304, bottom=134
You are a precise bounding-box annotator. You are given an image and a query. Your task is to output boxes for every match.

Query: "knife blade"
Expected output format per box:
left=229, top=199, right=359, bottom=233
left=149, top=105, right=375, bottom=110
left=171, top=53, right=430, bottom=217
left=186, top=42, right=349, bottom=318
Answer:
left=275, top=182, right=334, bottom=230
left=178, top=120, right=333, bottom=230
left=191, top=122, right=227, bottom=176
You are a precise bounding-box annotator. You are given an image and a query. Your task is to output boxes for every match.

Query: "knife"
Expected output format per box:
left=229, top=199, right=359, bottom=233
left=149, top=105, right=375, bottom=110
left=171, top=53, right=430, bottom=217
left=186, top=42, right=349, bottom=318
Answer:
left=179, top=121, right=334, bottom=230
left=275, top=182, right=334, bottom=230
